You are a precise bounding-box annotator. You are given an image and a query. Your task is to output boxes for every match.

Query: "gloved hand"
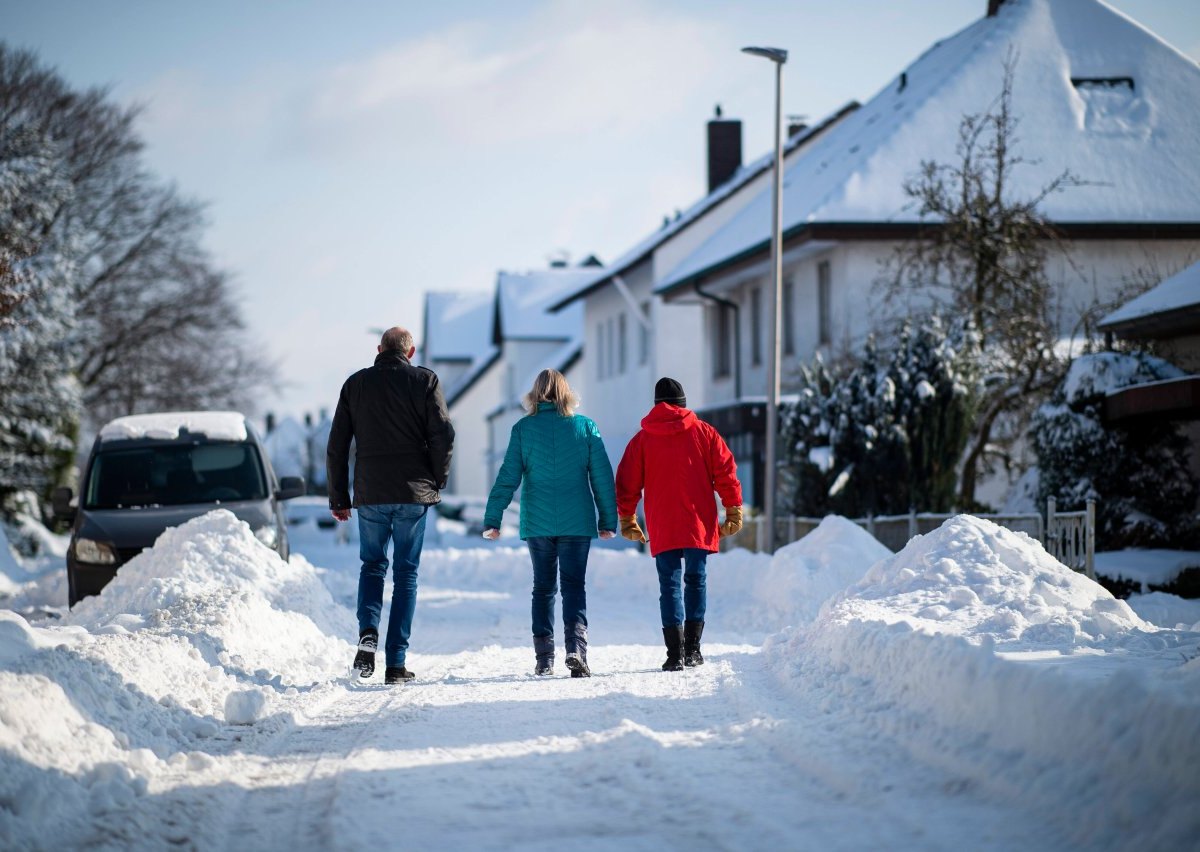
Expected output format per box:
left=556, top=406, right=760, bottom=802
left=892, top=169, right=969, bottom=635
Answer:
left=619, top=515, right=648, bottom=544
left=719, top=505, right=743, bottom=538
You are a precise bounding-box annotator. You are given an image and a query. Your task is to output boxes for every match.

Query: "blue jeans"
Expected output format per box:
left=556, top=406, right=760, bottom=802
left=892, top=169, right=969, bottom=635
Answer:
left=527, top=536, right=590, bottom=640
left=357, top=503, right=428, bottom=668
left=655, top=548, right=708, bottom=627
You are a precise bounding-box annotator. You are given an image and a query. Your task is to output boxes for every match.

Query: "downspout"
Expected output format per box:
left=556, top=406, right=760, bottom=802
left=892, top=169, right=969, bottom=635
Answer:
left=693, top=280, right=741, bottom=400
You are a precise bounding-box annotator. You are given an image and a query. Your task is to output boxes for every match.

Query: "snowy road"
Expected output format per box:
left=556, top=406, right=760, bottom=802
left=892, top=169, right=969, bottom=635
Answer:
left=4, top=512, right=1197, bottom=851
left=132, top=526, right=1067, bottom=852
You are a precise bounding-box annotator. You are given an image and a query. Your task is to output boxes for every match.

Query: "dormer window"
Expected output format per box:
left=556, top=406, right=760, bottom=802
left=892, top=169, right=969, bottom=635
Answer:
left=1071, top=76, right=1135, bottom=92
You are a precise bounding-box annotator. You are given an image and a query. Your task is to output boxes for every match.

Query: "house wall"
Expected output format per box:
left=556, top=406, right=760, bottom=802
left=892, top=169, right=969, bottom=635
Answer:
left=684, top=236, right=1200, bottom=509
left=445, top=363, right=503, bottom=498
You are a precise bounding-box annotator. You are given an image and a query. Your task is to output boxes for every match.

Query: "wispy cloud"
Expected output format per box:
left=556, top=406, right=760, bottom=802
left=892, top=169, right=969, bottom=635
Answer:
left=298, top=0, right=726, bottom=150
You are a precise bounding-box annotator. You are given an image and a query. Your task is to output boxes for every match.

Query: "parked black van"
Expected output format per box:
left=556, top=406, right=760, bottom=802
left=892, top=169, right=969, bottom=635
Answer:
left=54, top=411, right=305, bottom=607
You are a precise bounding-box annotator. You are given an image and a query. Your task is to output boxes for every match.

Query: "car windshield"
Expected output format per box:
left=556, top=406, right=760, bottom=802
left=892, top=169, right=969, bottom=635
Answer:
left=84, top=442, right=268, bottom=509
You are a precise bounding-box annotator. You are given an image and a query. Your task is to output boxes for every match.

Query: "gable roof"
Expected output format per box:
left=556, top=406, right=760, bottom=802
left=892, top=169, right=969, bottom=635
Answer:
left=1099, top=259, right=1200, bottom=337
left=658, top=0, right=1200, bottom=295
left=547, top=101, right=859, bottom=312
left=422, top=290, right=495, bottom=363
left=494, top=268, right=590, bottom=341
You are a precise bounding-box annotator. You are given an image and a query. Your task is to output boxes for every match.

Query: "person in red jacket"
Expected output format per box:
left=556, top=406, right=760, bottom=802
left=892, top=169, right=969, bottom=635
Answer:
left=615, top=377, right=743, bottom=671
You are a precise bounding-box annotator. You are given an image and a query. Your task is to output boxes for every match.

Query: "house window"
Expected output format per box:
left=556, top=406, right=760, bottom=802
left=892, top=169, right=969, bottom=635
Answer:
left=606, top=317, right=616, bottom=378
left=782, top=276, right=795, bottom=356
left=750, top=287, right=762, bottom=367
left=818, top=260, right=832, bottom=346
left=638, top=301, right=651, bottom=366
left=712, top=303, right=733, bottom=379
left=617, top=312, right=627, bottom=375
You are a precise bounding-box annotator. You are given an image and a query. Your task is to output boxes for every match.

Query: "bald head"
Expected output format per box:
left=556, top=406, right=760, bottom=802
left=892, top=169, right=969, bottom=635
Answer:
left=379, top=326, right=415, bottom=357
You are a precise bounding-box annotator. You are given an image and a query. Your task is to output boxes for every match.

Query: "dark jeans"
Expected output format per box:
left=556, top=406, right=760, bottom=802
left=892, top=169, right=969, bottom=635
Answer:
left=527, top=536, right=590, bottom=640
left=357, top=503, right=428, bottom=668
left=655, top=548, right=708, bottom=627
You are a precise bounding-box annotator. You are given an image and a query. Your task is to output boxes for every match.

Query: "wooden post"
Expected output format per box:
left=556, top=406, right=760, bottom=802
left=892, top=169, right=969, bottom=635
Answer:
left=1046, top=496, right=1057, bottom=560
left=1085, top=498, right=1096, bottom=580
left=907, top=509, right=917, bottom=542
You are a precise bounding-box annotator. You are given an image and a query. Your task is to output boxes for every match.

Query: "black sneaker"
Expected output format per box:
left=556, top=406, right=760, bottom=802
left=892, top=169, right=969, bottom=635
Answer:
left=352, top=630, right=377, bottom=680
left=385, top=666, right=416, bottom=684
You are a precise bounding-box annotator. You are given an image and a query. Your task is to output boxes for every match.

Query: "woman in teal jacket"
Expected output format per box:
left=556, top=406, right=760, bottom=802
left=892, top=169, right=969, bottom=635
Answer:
left=483, top=368, right=618, bottom=678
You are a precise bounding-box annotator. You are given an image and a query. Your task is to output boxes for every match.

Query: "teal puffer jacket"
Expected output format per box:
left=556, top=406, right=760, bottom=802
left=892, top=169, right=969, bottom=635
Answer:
left=484, top=403, right=618, bottom=539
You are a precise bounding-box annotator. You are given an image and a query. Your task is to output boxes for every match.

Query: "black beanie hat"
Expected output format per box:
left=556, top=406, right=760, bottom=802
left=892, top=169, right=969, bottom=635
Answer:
left=654, top=377, right=686, bottom=407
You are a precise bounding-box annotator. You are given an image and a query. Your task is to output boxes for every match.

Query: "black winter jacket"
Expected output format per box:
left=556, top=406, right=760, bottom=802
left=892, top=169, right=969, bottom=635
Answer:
left=326, top=350, right=454, bottom=509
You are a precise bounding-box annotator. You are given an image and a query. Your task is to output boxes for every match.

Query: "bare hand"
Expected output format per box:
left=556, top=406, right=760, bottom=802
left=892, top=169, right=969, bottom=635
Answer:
left=599, top=530, right=616, bottom=540
left=482, top=528, right=500, bottom=541
left=331, top=508, right=351, bottom=522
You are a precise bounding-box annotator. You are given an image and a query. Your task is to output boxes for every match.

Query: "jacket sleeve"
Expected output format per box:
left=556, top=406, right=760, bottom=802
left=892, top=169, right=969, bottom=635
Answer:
left=425, top=374, right=455, bottom=490
left=483, top=424, right=523, bottom=529
left=706, top=424, right=743, bottom=508
left=614, top=433, right=645, bottom=518
left=586, top=420, right=618, bottom=532
left=326, top=382, right=354, bottom=510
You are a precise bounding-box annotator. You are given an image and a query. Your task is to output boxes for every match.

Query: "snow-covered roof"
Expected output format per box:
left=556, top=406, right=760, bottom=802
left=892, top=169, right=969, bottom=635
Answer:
left=548, top=102, right=859, bottom=311
left=659, top=0, right=1200, bottom=293
left=1099, top=259, right=1200, bottom=329
left=422, top=290, right=495, bottom=363
left=496, top=268, right=589, bottom=340
left=98, top=411, right=249, bottom=443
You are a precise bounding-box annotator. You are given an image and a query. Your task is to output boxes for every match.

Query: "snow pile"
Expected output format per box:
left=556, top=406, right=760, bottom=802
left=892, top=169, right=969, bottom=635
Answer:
left=1127, top=592, right=1200, bottom=631
left=0, top=526, right=22, bottom=597
left=0, top=511, right=353, bottom=848
left=98, top=410, right=249, bottom=443
left=67, top=510, right=352, bottom=681
left=740, top=516, right=891, bottom=629
left=767, top=515, right=1200, bottom=850
left=834, top=515, right=1146, bottom=648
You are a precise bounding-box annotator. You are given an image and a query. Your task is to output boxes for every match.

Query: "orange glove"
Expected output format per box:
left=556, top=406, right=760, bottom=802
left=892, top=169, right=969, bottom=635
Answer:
left=719, top=505, right=743, bottom=538
left=620, top=515, right=648, bottom=544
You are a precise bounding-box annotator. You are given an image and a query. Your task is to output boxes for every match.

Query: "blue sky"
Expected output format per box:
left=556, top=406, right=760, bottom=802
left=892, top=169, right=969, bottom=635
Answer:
left=6, top=0, right=1200, bottom=419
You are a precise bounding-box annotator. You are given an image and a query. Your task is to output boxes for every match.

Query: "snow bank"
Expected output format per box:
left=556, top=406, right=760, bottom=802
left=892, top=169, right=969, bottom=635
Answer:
left=98, top=410, right=249, bottom=443
left=1095, top=549, right=1200, bottom=591
left=1127, top=592, right=1200, bottom=631
left=0, top=511, right=354, bottom=848
left=767, top=515, right=1200, bottom=850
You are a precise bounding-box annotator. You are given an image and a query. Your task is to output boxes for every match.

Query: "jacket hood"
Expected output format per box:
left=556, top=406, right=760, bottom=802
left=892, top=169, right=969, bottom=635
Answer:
left=640, top=402, right=697, bottom=435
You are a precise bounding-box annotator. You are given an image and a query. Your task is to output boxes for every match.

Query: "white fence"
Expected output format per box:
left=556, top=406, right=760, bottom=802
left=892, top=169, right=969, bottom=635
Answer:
left=729, top=498, right=1096, bottom=579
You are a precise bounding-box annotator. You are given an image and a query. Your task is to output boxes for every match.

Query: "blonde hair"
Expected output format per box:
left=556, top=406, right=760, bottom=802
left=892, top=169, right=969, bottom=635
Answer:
left=523, top=369, right=578, bottom=416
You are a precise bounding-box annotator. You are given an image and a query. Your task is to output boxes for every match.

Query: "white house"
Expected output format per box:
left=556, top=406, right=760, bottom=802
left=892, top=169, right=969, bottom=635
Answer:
left=646, top=0, right=1200, bottom=508
left=420, top=290, right=501, bottom=497
left=484, top=264, right=594, bottom=485
left=548, top=104, right=858, bottom=478
left=419, top=262, right=596, bottom=496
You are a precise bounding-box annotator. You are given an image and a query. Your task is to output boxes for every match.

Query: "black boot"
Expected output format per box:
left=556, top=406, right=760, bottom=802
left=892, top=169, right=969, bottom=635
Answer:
left=533, top=635, right=555, bottom=676
left=564, top=622, right=591, bottom=678
left=683, top=620, right=705, bottom=667
left=385, top=666, right=416, bottom=684
left=352, top=629, right=378, bottom=679
left=661, top=625, right=684, bottom=671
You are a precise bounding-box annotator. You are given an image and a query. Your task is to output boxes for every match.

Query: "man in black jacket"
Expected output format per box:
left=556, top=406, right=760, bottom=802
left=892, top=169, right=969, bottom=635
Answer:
left=327, top=326, right=454, bottom=684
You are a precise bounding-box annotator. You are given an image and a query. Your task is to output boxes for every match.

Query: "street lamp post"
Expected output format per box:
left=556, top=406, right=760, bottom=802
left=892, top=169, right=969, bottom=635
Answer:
left=742, top=46, right=787, bottom=553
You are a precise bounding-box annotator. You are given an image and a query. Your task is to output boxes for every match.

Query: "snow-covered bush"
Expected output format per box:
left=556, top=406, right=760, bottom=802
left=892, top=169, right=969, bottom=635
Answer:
left=1031, top=351, right=1196, bottom=548
left=781, top=314, right=981, bottom=517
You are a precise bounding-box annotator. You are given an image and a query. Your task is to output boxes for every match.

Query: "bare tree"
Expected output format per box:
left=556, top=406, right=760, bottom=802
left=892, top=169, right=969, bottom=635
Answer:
left=0, top=44, right=278, bottom=435
left=881, top=54, right=1081, bottom=508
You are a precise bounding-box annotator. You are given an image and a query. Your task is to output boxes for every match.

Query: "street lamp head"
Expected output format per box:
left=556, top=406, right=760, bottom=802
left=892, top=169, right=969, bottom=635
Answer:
left=741, top=46, right=788, bottom=64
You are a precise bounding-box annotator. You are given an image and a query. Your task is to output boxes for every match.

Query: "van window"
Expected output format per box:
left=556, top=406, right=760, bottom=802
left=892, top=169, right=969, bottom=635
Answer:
left=85, top=442, right=269, bottom=508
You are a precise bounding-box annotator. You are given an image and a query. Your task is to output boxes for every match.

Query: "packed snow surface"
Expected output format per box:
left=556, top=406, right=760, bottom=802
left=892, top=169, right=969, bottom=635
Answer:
left=98, top=411, right=250, bottom=443
left=2, top=510, right=1197, bottom=850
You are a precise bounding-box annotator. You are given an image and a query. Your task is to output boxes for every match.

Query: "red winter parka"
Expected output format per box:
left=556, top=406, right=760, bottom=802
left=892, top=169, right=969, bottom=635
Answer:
left=615, top=403, right=742, bottom=557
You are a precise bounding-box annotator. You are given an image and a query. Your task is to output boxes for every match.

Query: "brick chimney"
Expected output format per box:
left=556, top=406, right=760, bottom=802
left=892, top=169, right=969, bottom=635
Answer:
left=787, top=115, right=808, bottom=138
left=707, top=104, right=742, bottom=192
left=987, top=0, right=1007, bottom=16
